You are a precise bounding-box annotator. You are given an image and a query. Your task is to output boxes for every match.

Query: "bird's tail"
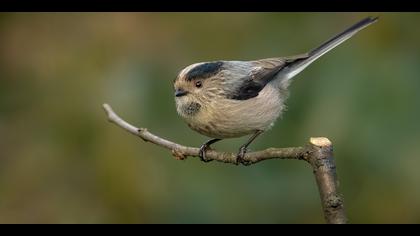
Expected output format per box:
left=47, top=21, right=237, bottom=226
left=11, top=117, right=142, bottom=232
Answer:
left=281, top=16, right=378, bottom=81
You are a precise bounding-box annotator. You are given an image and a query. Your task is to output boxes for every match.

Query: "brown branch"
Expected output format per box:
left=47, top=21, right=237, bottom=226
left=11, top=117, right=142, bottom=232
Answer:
left=102, top=103, right=347, bottom=224
left=306, top=137, right=347, bottom=224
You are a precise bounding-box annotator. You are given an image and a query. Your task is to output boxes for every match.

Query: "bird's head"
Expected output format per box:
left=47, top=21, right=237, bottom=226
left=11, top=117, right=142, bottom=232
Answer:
left=173, top=61, right=226, bottom=117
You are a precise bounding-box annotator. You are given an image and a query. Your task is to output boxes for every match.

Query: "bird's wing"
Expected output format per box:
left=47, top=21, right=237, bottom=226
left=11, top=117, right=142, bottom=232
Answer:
left=226, top=55, right=308, bottom=100
left=250, top=55, right=309, bottom=82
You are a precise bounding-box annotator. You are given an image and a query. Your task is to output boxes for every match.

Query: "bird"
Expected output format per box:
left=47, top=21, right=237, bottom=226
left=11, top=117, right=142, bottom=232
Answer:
left=173, top=16, right=378, bottom=165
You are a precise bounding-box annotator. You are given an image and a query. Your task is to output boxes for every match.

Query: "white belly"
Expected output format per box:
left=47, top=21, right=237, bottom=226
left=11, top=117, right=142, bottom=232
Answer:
left=186, top=84, right=286, bottom=139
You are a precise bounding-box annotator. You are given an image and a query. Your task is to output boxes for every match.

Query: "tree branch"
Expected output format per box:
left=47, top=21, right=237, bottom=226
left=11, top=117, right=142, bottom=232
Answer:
left=102, top=103, right=347, bottom=224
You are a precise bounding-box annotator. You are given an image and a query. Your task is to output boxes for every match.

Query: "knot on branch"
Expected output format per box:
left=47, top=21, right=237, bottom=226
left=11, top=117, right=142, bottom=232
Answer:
left=325, top=193, right=344, bottom=209
left=171, top=149, right=187, bottom=160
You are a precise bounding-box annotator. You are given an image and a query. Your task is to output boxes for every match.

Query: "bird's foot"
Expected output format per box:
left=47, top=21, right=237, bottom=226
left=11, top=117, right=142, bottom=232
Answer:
left=199, top=143, right=213, bottom=163
left=198, top=138, right=221, bottom=163
left=236, top=146, right=251, bottom=166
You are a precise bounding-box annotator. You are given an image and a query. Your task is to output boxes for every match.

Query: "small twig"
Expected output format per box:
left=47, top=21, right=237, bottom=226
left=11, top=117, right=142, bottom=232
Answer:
left=102, top=103, right=347, bottom=223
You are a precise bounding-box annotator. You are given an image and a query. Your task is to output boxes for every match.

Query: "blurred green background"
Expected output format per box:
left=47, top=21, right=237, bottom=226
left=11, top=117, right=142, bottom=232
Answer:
left=1, top=13, right=419, bottom=223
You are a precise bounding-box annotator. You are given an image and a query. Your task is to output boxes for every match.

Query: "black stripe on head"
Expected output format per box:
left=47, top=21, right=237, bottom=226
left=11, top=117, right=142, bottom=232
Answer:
left=185, top=61, right=223, bottom=81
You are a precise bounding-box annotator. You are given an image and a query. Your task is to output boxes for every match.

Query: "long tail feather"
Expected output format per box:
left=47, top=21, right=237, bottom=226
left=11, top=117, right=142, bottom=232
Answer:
left=283, top=16, right=378, bottom=80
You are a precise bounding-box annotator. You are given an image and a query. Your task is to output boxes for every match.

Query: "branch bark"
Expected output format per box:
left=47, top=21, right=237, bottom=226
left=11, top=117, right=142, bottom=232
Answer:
left=102, top=103, right=347, bottom=224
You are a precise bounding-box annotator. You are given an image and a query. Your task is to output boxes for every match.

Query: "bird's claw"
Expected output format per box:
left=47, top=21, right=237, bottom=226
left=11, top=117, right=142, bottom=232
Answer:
left=199, top=144, right=213, bottom=163
left=236, top=146, right=251, bottom=166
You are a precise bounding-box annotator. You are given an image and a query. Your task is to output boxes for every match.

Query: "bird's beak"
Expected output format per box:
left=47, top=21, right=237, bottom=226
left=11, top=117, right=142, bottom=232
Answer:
left=175, top=88, right=188, bottom=97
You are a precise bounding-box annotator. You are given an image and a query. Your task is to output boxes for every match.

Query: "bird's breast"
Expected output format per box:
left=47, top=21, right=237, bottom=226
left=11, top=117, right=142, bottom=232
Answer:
left=182, top=84, right=287, bottom=139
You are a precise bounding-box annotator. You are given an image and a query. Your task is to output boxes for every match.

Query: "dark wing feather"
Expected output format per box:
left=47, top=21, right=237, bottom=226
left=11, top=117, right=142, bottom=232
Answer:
left=227, top=79, right=265, bottom=100
left=227, top=56, right=308, bottom=100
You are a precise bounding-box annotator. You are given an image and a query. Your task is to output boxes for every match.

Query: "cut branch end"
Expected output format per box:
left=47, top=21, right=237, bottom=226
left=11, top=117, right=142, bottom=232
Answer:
left=310, top=137, right=332, bottom=147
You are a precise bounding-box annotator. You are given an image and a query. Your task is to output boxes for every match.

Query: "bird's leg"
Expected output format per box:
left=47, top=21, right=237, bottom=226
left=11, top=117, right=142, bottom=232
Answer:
left=236, top=130, right=264, bottom=165
left=199, top=138, right=222, bottom=163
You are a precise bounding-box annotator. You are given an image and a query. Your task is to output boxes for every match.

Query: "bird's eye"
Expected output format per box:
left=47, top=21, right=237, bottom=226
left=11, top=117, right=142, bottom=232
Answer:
left=195, top=81, right=202, bottom=88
